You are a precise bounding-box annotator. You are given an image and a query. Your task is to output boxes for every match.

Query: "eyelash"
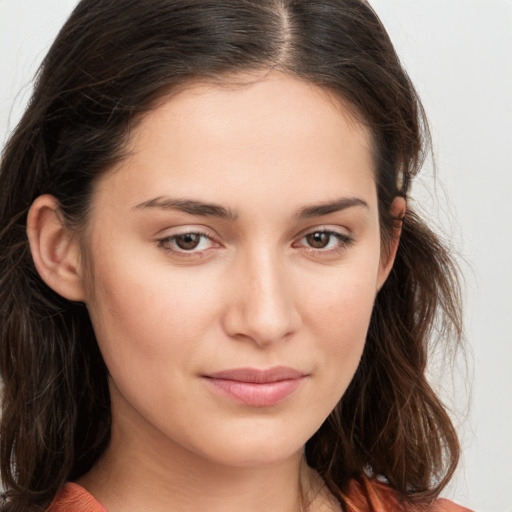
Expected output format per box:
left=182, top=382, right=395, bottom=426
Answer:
left=157, top=229, right=353, bottom=257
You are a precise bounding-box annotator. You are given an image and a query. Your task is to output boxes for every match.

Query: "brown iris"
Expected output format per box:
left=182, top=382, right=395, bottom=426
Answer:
left=175, top=233, right=202, bottom=250
left=305, top=232, right=331, bottom=249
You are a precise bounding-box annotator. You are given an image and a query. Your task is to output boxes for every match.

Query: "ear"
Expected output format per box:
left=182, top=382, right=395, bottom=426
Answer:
left=27, top=194, right=86, bottom=302
left=377, top=196, right=406, bottom=291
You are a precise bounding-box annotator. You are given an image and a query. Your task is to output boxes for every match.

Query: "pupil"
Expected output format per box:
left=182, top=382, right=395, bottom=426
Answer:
left=307, top=232, right=330, bottom=249
left=176, top=233, right=200, bottom=250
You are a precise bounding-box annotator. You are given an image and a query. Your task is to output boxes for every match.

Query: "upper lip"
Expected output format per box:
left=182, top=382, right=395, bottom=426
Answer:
left=205, top=366, right=306, bottom=383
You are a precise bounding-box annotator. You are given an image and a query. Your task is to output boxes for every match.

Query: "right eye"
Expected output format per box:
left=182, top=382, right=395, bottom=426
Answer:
left=157, top=231, right=218, bottom=255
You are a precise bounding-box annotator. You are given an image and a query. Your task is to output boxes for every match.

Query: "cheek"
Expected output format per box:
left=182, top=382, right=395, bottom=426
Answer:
left=311, top=290, right=372, bottom=378
left=298, top=255, right=380, bottom=391
left=84, top=245, right=221, bottom=383
left=301, top=251, right=379, bottom=334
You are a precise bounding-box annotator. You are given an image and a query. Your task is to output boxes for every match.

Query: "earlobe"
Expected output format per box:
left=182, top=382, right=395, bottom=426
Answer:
left=27, top=194, right=86, bottom=302
left=377, top=196, right=406, bottom=291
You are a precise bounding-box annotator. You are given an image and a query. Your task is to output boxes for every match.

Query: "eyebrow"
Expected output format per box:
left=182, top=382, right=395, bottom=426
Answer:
left=133, top=197, right=239, bottom=221
left=296, top=197, right=369, bottom=219
left=133, top=195, right=368, bottom=221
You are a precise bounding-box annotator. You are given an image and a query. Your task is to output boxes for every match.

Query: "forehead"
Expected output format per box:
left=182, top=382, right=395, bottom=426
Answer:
left=98, top=72, right=376, bottom=216
left=134, top=72, right=370, bottom=154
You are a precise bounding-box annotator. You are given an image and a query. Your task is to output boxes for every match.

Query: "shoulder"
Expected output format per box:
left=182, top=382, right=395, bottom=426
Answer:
left=47, top=483, right=107, bottom=512
left=342, top=475, right=474, bottom=512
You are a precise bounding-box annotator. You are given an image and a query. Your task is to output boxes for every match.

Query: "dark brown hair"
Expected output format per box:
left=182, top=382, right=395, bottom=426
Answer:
left=0, top=0, right=463, bottom=510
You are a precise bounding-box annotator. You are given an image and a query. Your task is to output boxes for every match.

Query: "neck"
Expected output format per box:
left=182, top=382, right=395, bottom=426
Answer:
left=78, top=402, right=332, bottom=512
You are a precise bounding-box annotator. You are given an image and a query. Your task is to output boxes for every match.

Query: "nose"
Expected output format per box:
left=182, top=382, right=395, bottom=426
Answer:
left=221, top=248, right=301, bottom=347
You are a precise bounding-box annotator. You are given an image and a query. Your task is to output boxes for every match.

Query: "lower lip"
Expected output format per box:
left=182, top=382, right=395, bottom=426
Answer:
left=204, top=377, right=304, bottom=407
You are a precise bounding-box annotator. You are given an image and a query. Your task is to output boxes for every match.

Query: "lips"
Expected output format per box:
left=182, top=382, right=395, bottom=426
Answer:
left=203, top=366, right=307, bottom=407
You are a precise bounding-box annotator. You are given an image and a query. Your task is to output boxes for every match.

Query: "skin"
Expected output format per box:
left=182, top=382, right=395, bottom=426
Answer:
left=28, top=72, right=404, bottom=512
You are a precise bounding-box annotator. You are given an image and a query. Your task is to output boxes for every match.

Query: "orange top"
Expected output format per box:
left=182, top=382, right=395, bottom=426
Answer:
left=48, top=482, right=107, bottom=512
left=341, top=476, right=473, bottom=512
left=48, top=476, right=473, bottom=512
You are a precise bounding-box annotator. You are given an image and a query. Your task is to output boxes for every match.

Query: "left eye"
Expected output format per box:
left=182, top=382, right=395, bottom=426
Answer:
left=158, top=232, right=214, bottom=252
left=297, top=230, right=352, bottom=251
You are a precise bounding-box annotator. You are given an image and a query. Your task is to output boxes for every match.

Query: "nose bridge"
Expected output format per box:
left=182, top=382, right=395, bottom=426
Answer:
left=224, top=244, right=299, bottom=346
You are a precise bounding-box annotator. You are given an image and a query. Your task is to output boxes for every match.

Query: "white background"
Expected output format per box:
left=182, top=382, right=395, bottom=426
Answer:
left=1, top=1, right=511, bottom=511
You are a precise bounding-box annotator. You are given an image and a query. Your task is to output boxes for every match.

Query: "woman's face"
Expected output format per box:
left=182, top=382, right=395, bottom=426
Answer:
left=82, top=73, right=396, bottom=468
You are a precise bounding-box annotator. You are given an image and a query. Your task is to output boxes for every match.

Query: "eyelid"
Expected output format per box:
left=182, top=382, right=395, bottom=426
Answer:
left=294, top=224, right=353, bottom=240
left=153, top=223, right=216, bottom=238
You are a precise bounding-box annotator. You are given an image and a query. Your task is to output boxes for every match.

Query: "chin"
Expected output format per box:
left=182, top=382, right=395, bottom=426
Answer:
left=204, top=444, right=303, bottom=469
left=181, top=419, right=316, bottom=469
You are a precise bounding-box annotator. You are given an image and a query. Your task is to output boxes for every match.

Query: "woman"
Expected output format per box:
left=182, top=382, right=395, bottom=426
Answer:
left=0, top=0, right=470, bottom=511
